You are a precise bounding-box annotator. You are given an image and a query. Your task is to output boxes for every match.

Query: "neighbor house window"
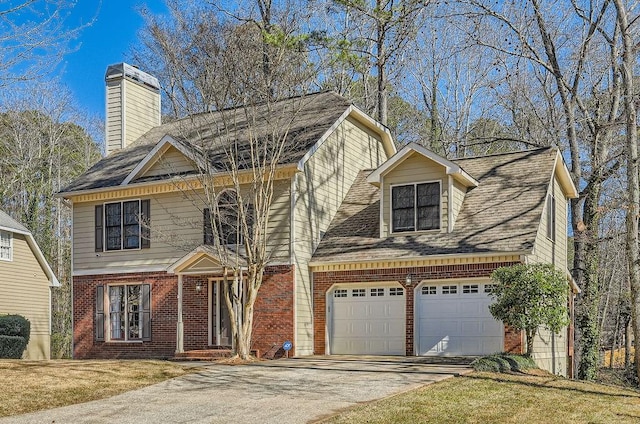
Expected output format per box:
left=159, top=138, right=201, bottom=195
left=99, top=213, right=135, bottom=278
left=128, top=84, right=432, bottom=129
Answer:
left=0, top=231, right=12, bottom=261
left=546, top=193, right=556, bottom=242
left=95, top=200, right=150, bottom=251
left=391, top=182, right=440, bottom=232
left=204, top=190, right=254, bottom=246
left=95, top=284, right=151, bottom=342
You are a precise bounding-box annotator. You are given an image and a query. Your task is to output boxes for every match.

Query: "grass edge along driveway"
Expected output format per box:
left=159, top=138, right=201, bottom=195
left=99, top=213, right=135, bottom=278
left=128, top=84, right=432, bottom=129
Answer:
left=322, top=371, right=640, bottom=424
left=0, top=359, right=193, bottom=417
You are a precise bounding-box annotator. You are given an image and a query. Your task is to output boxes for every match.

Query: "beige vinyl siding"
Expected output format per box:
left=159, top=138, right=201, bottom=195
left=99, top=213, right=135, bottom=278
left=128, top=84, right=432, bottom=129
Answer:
left=532, top=327, right=567, bottom=376
left=141, top=146, right=196, bottom=179
left=293, top=116, right=387, bottom=355
left=73, top=181, right=290, bottom=272
left=122, top=79, right=161, bottom=148
left=0, top=233, right=51, bottom=359
left=527, top=173, right=570, bottom=376
left=105, top=81, right=123, bottom=154
left=450, top=179, right=467, bottom=229
left=528, top=175, right=568, bottom=269
left=381, top=153, right=448, bottom=236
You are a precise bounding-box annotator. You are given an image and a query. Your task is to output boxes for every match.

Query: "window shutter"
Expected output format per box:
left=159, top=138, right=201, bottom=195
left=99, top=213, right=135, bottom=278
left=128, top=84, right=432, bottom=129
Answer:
left=95, top=205, right=103, bottom=252
left=95, top=285, right=105, bottom=341
left=141, top=199, right=151, bottom=249
left=203, top=208, right=213, bottom=245
left=141, top=284, right=151, bottom=341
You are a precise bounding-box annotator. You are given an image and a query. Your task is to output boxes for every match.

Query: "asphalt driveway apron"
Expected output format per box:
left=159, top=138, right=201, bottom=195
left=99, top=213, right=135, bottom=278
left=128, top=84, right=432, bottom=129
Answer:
left=0, top=356, right=471, bottom=424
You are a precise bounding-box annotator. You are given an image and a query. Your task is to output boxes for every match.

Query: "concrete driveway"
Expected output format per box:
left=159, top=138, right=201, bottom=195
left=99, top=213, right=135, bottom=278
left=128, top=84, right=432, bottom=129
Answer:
left=0, top=356, right=472, bottom=424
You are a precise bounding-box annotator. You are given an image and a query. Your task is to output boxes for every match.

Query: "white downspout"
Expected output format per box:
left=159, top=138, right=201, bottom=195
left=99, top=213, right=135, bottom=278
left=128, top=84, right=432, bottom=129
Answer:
left=176, top=273, right=184, bottom=354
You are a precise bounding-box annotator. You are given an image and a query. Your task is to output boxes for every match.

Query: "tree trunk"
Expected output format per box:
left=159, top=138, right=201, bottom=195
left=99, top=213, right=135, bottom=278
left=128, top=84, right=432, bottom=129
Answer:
left=526, top=329, right=535, bottom=356
left=613, top=0, right=640, bottom=383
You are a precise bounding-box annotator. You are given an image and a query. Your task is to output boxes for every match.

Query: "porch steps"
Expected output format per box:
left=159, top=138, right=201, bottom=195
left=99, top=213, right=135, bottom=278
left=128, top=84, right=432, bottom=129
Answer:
left=171, top=348, right=260, bottom=361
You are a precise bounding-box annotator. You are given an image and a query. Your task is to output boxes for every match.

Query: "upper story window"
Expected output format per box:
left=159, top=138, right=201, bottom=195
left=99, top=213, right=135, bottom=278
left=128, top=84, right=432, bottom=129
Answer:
left=204, top=190, right=254, bottom=246
left=0, top=230, right=12, bottom=261
left=391, top=182, right=440, bottom=232
left=95, top=200, right=150, bottom=251
left=546, top=193, right=556, bottom=242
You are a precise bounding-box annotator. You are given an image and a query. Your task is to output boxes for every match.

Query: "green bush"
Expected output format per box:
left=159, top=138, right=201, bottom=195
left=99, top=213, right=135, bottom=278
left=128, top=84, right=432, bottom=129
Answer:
left=0, top=314, right=31, bottom=341
left=0, top=315, right=30, bottom=358
left=472, top=353, right=538, bottom=373
left=0, top=335, right=27, bottom=358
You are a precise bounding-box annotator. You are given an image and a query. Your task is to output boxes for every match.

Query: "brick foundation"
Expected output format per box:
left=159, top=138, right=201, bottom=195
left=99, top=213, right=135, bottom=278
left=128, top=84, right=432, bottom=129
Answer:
left=313, top=261, right=521, bottom=355
left=73, top=265, right=295, bottom=359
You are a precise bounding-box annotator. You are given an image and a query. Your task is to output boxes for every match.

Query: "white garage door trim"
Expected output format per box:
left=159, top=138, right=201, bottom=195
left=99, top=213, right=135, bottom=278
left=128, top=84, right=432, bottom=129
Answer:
left=414, top=278, right=504, bottom=356
left=327, top=282, right=406, bottom=355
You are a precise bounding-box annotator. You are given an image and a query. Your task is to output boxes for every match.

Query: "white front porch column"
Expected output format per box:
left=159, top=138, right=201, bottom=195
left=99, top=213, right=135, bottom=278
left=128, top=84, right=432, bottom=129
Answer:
left=176, top=273, right=184, bottom=354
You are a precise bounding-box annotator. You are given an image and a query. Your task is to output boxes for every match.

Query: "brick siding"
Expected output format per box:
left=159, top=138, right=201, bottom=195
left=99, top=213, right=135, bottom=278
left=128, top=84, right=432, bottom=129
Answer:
left=313, top=262, right=523, bottom=355
left=73, top=265, right=295, bottom=359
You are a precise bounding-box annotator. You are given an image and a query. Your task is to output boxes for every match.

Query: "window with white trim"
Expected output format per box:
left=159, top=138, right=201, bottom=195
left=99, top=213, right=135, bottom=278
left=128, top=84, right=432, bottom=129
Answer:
left=352, top=288, right=366, bottom=297
left=463, top=284, right=479, bottom=294
left=442, top=285, right=457, bottom=294
left=204, top=190, right=254, bottom=246
left=0, top=231, right=12, bottom=261
left=95, top=284, right=151, bottom=342
left=422, top=286, right=437, bottom=295
left=371, top=288, right=385, bottom=296
left=95, top=200, right=150, bottom=251
left=484, top=284, right=497, bottom=293
left=391, top=182, right=440, bottom=232
left=334, top=289, right=347, bottom=298
left=390, top=287, right=404, bottom=296
left=546, top=193, right=556, bottom=241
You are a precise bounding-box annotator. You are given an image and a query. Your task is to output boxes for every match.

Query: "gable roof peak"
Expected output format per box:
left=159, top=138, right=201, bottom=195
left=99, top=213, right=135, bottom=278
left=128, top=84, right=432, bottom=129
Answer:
left=366, top=142, right=478, bottom=187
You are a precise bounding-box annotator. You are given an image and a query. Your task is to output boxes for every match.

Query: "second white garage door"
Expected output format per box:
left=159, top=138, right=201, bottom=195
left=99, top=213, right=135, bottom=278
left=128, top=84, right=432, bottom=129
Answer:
left=329, top=285, right=405, bottom=355
left=416, top=282, right=503, bottom=356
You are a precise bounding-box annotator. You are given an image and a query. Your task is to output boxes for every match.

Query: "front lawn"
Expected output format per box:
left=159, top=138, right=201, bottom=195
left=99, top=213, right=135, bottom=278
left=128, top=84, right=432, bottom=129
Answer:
left=323, top=371, right=640, bottom=423
left=0, top=360, right=192, bottom=417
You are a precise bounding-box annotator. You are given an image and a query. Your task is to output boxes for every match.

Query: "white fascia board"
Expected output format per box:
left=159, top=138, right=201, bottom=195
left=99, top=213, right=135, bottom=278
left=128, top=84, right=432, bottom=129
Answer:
left=122, top=134, right=193, bottom=186
left=367, top=142, right=479, bottom=187
left=73, top=265, right=167, bottom=276
left=554, top=151, right=579, bottom=199
left=0, top=225, right=58, bottom=286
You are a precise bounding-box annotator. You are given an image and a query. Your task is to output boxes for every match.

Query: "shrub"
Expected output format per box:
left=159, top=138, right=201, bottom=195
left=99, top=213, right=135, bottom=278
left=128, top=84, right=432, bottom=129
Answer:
left=0, top=314, right=31, bottom=341
left=0, top=315, right=30, bottom=358
left=0, top=335, right=27, bottom=358
left=472, top=353, right=538, bottom=373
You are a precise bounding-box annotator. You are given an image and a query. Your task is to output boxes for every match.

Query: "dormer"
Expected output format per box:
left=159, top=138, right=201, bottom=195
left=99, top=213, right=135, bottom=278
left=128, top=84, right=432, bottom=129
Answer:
left=367, top=143, right=478, bottom=236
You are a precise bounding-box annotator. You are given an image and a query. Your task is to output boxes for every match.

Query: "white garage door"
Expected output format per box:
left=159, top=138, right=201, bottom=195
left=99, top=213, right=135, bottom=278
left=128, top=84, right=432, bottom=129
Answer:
left=330, top=285, right=405, bottom=355
left=417, top=282, right=503, bottom=356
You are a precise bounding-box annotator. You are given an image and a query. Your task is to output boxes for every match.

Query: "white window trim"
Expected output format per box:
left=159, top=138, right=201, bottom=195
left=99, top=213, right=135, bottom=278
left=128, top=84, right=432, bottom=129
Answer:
left=104, top=283, right=146, bottom=343
left=389, top=180, right=442, bottom=234
left=0, top=230, right=12, bottom=262
left=103, top=199, right=142, bottom=252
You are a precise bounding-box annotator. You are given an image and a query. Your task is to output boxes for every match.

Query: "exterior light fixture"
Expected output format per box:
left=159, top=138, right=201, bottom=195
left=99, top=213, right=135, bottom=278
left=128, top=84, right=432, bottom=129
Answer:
left=195, top=282, right=203, bottom=293
left=405, top=274, right=413, bottom=286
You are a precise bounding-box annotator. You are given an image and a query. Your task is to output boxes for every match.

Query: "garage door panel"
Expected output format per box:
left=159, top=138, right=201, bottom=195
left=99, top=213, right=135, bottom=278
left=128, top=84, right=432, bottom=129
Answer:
left=417, top=284, right=503, bottom=356
left=330, top=285, right=405, bottom=355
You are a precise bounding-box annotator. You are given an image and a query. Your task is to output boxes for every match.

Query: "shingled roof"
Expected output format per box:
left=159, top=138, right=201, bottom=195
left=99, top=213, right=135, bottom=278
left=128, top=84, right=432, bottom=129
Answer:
left=61, top=91, right=353, bottom=194
left=311, top=147, right=559, bottom=264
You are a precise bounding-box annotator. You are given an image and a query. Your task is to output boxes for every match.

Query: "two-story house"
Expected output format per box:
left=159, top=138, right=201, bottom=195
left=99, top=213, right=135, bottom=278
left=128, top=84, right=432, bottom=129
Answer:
left=62, top=63, right=577, bottom=376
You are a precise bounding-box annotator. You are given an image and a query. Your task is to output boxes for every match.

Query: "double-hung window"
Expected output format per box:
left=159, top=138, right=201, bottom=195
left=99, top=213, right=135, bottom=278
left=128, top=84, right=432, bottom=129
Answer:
left=95, top=200, right=150, bottom=251
left=391, top=182, right=440, bottom=232
left=95, top=284, right=151, bottom=342
left=0, top=231, right=12, bottom=261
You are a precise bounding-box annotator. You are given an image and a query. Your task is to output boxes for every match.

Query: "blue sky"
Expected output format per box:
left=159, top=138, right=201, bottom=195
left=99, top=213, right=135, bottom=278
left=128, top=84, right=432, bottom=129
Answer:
left=61, top=1, right=167, bottom=118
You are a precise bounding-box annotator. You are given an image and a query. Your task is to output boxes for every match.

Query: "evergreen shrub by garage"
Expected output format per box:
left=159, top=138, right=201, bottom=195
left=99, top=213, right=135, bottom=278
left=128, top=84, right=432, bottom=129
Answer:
left=0, top=315, right=30, bottom=358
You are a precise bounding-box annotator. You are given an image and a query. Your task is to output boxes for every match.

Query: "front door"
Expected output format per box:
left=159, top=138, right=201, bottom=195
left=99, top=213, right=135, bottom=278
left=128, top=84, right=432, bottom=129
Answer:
left=211, top=280, right=232, bottom=347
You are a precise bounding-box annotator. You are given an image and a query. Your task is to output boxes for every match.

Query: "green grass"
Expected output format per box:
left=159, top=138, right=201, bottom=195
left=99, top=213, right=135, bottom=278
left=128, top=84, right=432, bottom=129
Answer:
left=323, top=371, right=640, bottom=424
